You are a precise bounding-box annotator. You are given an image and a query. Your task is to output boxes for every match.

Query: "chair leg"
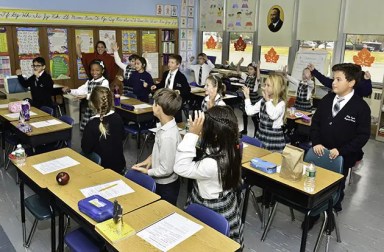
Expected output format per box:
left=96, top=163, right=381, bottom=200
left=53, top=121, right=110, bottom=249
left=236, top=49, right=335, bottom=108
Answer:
left=24, top=219, right=39, bottom=248
left=314, top=211, right=328, bottom=252
left=250, top=190, right=263, bottom=223
left=137, top=133, right=149, bottom=164
left=325, top=234, right=331, bottom=252
left=290, top=207, right=295, bottom=221
left=261, top=202, right=278, bottom=241
left=333, top=210, right=341, bottom=243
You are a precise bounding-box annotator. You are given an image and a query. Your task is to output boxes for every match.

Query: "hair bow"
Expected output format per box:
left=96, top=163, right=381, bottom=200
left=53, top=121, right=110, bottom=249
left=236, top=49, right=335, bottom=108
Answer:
left=99, top=61, right=105, bottom=68
left=251, top=61, right=257, bottom=67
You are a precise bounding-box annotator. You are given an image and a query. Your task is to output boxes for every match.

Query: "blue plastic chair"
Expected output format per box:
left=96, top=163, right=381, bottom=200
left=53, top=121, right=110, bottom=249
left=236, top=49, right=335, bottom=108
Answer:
left=40, top=106, right=54, bottom=116
left=65, top=228, right=103, bottom=252
left=80, top=151, right=102, bottom=165
left=262, top=148, right=343, bottom=251
left=56, top=115, right=74, bottom=148
left=185, top=203, right=230, bottom=236
left=125, top=169, right=156, bottom=192
left=241, top=135, right=263, bottom=148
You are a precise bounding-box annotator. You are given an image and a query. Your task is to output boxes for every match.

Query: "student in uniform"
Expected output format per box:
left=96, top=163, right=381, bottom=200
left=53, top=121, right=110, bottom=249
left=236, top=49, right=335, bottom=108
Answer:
left=153, top=54, right=191, bottom=122
left=237, top=57, right=261, bottom=135
left=81, top=86, right=125, bottom=173
left=284, top=66, right=315, bottom=111
left=201, top=75, right=226, bottom=112
left=132, top=88, right=183, bottom=205
left=187, top=53, right=215, bottom=86
left=243, top=73, right=287, bottom=152
left=16, top=57, right=54, bottom=109
left=307, top=63, right=372, bottom=97
left=174, top=107, right=243, bottom=247
left=310, top=63, right=370, bottom=219
left=126, top=57, right=153, bottom=102
left=62, top=60, right=109, bottom=131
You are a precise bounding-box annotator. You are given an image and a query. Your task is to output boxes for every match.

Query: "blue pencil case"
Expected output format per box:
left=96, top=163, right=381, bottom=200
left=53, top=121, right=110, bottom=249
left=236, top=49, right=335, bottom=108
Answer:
left=250, top=158, right=277, bottom=174
left=121, top=103, right=135, bottom=111
left=78, top=195, right=114, bottom=222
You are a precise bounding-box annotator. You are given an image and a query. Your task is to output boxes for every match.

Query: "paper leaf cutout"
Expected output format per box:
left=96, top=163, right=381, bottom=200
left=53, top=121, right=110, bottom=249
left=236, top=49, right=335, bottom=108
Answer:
left=353, top=48, right=375, bottom=67
left=234, top=36, right=246, bottom=51
left=206, top=36, right=217, bottom=49
left=265, top=47, right=279, bottom=63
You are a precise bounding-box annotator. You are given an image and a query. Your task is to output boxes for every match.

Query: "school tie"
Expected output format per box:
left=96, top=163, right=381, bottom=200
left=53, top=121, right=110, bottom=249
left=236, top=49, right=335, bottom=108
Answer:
left=332, top=97, right=344, bottom=117
left=198, top=66, right=203, bottom=85
left=166, top=73, right=173, bottom=89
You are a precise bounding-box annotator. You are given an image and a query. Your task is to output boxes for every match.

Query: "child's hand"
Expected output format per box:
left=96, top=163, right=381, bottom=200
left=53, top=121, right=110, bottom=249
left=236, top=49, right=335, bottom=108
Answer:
left=142, top=51, right=148, bottom=58
left=111, top=41, right=119, bottom=52
left=62, top=87, right=70, bottom=93
left=188, top=110, right=205, bottom=135
left=116, top=75, right=124, bottom=82
left=237, top=57, right=244, bottom=65
left=242, top=86, right=250, bottom=99
left=282, top=65, right=288, bottom=76
left=307, top=63, right=315, bottom=71
left=143, top=82, right=148, bottom=88
left=132, top=157, right=152, bottom=173
left=364, top=71, right=371, bottom=80
left=151, top=85, right=157, bottom=91
left=329, top=148, right=339, bottom=159
left=262, top=88, right=270, bottom=102
left=189, top=56, right=195, bottom=62
left=203, top=55, right=208, bottom=62
left=313, top=144, right=325, bottom=156
left=16, top=69, right=22, bottom=75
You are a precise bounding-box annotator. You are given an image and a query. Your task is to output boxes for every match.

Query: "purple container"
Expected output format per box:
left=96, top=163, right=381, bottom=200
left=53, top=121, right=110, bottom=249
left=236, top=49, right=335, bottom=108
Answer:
left=21, top=101, right=30, bottom=121
left=114, top=95, right=121, bottom=106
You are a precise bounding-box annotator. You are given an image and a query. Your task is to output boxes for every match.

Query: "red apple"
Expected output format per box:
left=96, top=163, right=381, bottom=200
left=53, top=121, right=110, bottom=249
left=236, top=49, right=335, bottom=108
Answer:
left=56, top=172, right=70, bottom=185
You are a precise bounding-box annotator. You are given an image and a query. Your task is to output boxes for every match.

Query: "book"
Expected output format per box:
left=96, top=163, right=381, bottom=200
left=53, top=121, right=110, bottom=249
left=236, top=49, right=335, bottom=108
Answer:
left=95, top=218, right=136, bottom=244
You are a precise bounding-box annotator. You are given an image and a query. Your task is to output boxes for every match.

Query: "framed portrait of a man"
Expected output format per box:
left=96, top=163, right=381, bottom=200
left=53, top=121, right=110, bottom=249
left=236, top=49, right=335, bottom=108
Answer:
left=267, top=5, right=284, bottom=32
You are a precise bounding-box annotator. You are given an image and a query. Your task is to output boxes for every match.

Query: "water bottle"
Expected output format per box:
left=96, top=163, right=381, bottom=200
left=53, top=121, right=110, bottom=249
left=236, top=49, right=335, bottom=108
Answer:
left=15, top=144, right=26, bottom=166
left=21, top=100, right=30, bottom=121
left=304, top=163, right=316, bottom=193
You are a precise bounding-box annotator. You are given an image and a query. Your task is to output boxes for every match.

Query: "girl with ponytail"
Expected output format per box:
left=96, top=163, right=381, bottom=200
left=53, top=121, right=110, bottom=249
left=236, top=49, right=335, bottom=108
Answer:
left=81, top=86, right=126, bottom=173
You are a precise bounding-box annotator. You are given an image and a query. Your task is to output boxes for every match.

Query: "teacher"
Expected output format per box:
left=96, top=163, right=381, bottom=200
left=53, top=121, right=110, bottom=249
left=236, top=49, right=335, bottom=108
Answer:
left=76, top=40, right=118, bottom=82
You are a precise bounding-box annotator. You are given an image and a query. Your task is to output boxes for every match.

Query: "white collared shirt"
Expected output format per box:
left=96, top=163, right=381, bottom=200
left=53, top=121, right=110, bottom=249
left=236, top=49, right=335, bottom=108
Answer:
left=187, top=60, right=215, bottom=86
left=332, top=90, right=354, bottom=112
left=70, top=77, right=109, bottom=100
left=165, top=69, right=178, bottom=90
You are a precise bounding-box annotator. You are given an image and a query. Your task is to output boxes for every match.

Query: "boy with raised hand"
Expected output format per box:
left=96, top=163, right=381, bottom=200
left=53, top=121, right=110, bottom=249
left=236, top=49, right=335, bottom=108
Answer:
left=187, top=53, right=215, bottom=87
left=310, top=63, right=370, bottom=227
left=132, top=88, right=182, bottom=205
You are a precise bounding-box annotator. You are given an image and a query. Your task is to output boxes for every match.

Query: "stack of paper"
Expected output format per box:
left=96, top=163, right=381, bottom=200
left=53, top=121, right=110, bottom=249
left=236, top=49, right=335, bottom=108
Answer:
left=134, top=104, right=152, bottom=109
left=30, top=119, right=63, bottom=128
left=80, top=180, right=134, bottom=200
left=32, top=156, right=80, bottom=174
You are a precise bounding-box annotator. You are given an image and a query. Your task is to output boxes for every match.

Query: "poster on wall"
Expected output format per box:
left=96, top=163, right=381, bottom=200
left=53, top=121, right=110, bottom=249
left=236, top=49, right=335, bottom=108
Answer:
left=156, top=5, right=164, bottom=16
left=199, top=0, right=225, bottom=31
left=99, top=30, right=116, bottom=54
left=50, top=54, right=70, bottom=79
left=75, top=30, right=94, bottom=53
left=180, top=17, right=187, bottom=28
left=19, top=57, right=34, bottom=77
left=145, top=52, right=159, bottom=79
left=142, top=31, right=158, bottom=52
left=164, top=5, right=172, bottom=16
left=226, top=0, right=257, bottom=31
left=0, top=56, right=11, bottom=87
left=122, top=30, right=137, bottom=53
left=77, top=59, right=88, bottom=79
left=16, top=27, right=40, bottom=54
left=0, top=27, right=8, bottom=53
left=181, top=6, right=187, bottom=17
left=47, top=28, right=68, bottom=54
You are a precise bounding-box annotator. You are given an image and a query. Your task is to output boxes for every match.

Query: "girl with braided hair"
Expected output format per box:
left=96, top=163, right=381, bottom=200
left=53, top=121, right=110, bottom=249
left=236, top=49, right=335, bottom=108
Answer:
left=174, top=106, right=243, bottom=247
left=81, top=86, right=126, bottom=173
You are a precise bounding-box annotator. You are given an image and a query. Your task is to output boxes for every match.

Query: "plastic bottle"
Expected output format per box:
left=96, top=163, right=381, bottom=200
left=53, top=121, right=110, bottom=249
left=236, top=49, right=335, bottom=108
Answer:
left=304, top=163, right=316, bottom=193
left=15, top=144, right=26, bottom=166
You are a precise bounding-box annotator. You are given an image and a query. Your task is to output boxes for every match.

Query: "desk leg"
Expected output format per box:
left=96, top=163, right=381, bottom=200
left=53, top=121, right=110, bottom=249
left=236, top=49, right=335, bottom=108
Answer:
left=49, top=197, right=57, bottom=252
left=241, top=185, right=251, bottom=224
left=1, top=124, right=5, bottom=167
left=58, top=210, right=64, bottom=252
left=19, top=179, right=26, bottom=245
left=300, top=210, right=311, bottom=252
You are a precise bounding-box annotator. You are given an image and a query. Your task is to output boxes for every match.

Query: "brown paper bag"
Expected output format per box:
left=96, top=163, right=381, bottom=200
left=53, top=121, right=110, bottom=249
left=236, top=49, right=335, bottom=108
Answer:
left=279, top=144, right=304, bottom=181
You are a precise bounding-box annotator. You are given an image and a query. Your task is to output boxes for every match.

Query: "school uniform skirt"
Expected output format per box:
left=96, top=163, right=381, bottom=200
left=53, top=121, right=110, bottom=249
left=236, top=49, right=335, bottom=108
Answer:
left=187, top=185, right=244, bottom=247
left=294, top=98, right=312, bottom=111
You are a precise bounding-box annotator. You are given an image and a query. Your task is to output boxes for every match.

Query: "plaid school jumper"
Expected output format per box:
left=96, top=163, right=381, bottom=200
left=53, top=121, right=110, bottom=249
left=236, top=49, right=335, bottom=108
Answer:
left=256, top=99, right=286, bottom=152
left=294, top=82, right=312, bottom=111
left=79, top=79, right=105, bottom=131
left=239, top=75, right=259, bottom=112
left=187, top=184, right=244, bottom=247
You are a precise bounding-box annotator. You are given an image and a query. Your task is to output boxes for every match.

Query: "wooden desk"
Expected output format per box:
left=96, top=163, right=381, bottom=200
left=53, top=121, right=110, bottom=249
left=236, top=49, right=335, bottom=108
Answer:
left=192, top=92, right=238, bottom=100
left=114, top=97, right=153, bottom=123
left=190, top=86, right=205, bottom=94
left=242, top=152, right=343, bottom=252
left=241, top=144, right=271, bottom=163
left=53, top=169, right=160, bottom=251
left=9, top=115, right=72, bottom=148
left=110, top=200, right=240, bottom=252
left=295, top=118, right=312, bottom=126
left=0, top=98, right=18, bottom=107
left=14, top=148, right=104, bottom=252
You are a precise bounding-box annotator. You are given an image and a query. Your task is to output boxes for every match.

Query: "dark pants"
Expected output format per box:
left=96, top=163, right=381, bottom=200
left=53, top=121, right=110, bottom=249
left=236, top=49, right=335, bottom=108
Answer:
left=156, top=179, right=180, bottom=205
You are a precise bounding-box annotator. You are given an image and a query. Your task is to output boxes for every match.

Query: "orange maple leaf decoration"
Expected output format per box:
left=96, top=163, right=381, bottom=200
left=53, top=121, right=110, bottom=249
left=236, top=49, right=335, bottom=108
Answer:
left=206, top=36, right=217, bottom=49
left=265, top=47, right=279, bottom=63
left=353, top=48, right=375, bottom=67
left=234, top=37, right=247, bottom=51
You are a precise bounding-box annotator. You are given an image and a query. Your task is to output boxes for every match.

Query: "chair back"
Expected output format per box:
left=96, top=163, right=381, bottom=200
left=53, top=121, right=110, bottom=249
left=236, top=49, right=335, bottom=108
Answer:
left=304, top=148, right=343, bottom=174
left=125, top=92, right=138, bottom=99
left=125, top=170, right=156, bottom=192
left=58, top=115, right=74, bottom=147
left=40, top=106, right=54, bottom=116
left=241, top=135, right=263, bottom=148
left=207, top=56, right=217, bottom=64
left=80, top=151, right=102, bottom=165
left=185, top=203, right=230, bottom=236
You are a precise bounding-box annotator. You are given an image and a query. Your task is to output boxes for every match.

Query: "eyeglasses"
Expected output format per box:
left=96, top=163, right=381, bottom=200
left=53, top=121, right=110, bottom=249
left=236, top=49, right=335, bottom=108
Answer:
left=31, top=64, right=43, bottom=68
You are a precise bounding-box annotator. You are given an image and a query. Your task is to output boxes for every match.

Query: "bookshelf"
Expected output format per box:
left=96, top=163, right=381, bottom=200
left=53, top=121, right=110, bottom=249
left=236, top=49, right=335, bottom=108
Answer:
left=160, top=29, right=178, bottom=72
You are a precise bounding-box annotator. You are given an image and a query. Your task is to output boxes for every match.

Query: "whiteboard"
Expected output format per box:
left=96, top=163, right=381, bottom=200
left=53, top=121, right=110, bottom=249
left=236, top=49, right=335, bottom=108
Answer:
left=290, top=50, right=330, bottom=91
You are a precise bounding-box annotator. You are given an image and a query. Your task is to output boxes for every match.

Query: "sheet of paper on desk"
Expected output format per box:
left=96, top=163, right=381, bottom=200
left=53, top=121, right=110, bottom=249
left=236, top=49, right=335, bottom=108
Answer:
left=80, top=179, right=134, bottom=199
left=120, top=96, right=129, bottom=100
left=30, top=119, right=63, bottom=128
left=243, top=143, right=249, bottom=148
left=0, top=104, right=9, bottom=109
left=33, top=156, right=80, bottom=175
left=5, top=111, right=37, bottom=119
left=134, top=104, right=152, bottom=109
left=137, top=212, right=203, bottom=251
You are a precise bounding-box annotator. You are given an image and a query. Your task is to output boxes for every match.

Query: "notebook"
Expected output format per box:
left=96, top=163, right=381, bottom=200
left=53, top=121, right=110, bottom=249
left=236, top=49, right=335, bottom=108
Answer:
left=95, top=218, right=135, bottom=244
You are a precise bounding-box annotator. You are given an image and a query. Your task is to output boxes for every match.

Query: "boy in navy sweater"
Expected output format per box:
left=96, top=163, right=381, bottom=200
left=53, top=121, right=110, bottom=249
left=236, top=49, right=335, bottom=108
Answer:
left=311, top=63, right=371, bottom=216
